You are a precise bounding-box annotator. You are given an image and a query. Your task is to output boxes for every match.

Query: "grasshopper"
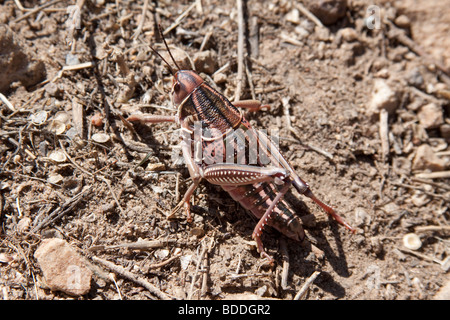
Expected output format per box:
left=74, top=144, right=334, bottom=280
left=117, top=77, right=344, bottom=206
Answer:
left=128, top=28, right=355, bottom=263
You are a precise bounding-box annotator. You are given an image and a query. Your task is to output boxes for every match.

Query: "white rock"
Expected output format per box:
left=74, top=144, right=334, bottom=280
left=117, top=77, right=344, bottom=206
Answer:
left=193, top=50, right=217, bottom=74
left=403, top=233, right=422, bottom=250
left=285, top=9, right=301, bottom=24
left=17, top=217, right=32, bottom=233
left=34, top=238, right=93, bottom=296
left=367, top=79, right=399, bottom=117
left=340, top=27, right=358, bottom=42
left=412, top=144, right=447, bottom=171
left=417, top=103, right=444, bottom=129
left=354, top=207, right=371, bottom=227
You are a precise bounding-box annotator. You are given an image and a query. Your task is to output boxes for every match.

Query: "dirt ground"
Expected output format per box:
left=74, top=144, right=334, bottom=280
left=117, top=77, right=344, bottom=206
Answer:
left=1, top=0, right=449, bottom=300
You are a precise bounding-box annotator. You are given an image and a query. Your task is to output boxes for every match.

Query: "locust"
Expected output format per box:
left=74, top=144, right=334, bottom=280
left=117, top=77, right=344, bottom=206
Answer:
left=128, top=28, right=355, bottom=263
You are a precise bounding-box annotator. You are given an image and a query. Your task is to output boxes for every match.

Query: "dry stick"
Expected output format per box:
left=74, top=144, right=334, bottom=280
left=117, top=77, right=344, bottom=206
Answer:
left=0, top=93, right=16, bottom=112
left=279, top=238, right=290, bottom=290
left=58, top=140, right=125, bottom=214
left=234, top=0, right=245, bottom=102
left=12, top=0, right=62, bottom=23
left=162, top=0, right=198, bottom=35
left=411, top=177, right=450, bottom=192
left=293, top=271, right=321, bottom=300
left=415, top=171, right=450, bottom=180
left=385, top=20, right=450, bottom=77
left=31, top=186, right=91, bottom=232
left=92, top=256, right=174, bottom=300
left=187, top=240, right=209, bottom=300
left=390, top=181, right=448, bottom=201
left=200, top=254, right=209, bottom=297
left=295, top=2, right=324, bottom=28
left=89, top=239, right=177, bottom=251
left=396, top=247, right=450, bottom=271
left=13, top=0, right=25, bottom=11
left=415, top=226, right=450, bottom=233
left=147, top=254, right=182, bottom=270
left=379, top=109, right=390, bottom=162
left=283, top=97, right=333, bottom=159
left=245, top=60, right=257, bottom=100
left=132, top=0, right=149, bottom=40
left=38, top=61, right=95, bottom=87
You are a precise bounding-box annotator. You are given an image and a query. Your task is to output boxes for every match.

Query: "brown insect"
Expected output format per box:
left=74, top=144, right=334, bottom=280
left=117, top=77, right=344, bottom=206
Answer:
left=128, top=26, right=355, bottom=263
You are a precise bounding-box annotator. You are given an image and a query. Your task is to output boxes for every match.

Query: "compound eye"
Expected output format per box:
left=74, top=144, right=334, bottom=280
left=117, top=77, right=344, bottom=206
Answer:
left=173, top=82, right=181, bottom=93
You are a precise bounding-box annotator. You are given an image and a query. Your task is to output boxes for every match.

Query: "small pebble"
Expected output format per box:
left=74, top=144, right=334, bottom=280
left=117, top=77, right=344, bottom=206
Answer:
left=395, top=15, right=411, bottom=29
left=403, top=233, right=422, bottom=250
left=367, top=79, right=399, bottom=117
left=91, top=132, right=110, bottom=144
left=65, top=53, right=80, bottom=66
left=17, top=217, right=31, bottom=233
left=193, top=50, right=217, bottom=74
left=285, top=8, right=301, bottom=24
left=34, top=238, right=93, bottom=296
left=305, top=0, right=347, bottom=25
left=412, top=144, right=447, bottom=171
left=417, top=103, right=444, bottom=129
left=354, top=207, right=371, bottom=227
left=340, top=27, right=358, bottom=42
left=406, top=68, right=424, bottom=88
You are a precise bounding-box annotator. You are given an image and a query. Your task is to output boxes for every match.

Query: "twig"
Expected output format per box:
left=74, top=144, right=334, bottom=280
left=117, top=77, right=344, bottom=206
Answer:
left=187, top=242, right=208, bottom=300
left=148, top=253, right=182, bottom=270
left=293, top=271, right=321, bottom=300
left=390, top=181, right=448, bottom=201
left=132, top=0, right=149, bottom=40
left=279, top=238, right=290, bottom=290
left=162, top=1, right=198, bottom=35
left=92, top=256, right=174, bottom=300
left=397, top=247, right=450, bottom=271
left=98, top=176, right=125, bottom=215
left=59, top=140, right=93, bottom=177
left=13, top=0, right=25, bottom=11
left=0, top=93, right=16, bottom=112
left=234, top=0, right=245, bottom=102
left=385, top=20, right=449, bottom=76
left=415, top=171, right=450, bottom=179
left=283, top=98, right=333, bottom=160
left=89, top=239, right=177, bottom=251
left=282, top=97, right=293, bottom=129
left=200, top=253, right=209, bottom=297
left=1, top=170, right=62, bottom=188
left=187, top=238, right=213, bottom=300
left=12, top=0, right=62, bottom=23
left=411, top=177, right=450, bottom=191
left=415, top=226, right=450, bottom=233
left=245, top=60, right=257, bottom=100
left=228, top=272, right=268, bottom=280
left=379, top=109, right=389, bottom=162
left=295, top=2, right=324, bottom=28
left=59, top=140, right=125, bottom=213
left=37, top=61, right=95, bottom=87
left=31, top=186, right=91, bottom=232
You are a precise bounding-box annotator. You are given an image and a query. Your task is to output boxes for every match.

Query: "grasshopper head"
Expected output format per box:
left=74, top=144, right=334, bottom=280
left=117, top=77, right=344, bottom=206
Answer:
left=172, top=70, right=204, bottom=105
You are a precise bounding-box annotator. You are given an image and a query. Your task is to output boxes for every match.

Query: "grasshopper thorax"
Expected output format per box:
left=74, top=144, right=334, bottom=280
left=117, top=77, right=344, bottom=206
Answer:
left=172, top=70, right=204, bottom=105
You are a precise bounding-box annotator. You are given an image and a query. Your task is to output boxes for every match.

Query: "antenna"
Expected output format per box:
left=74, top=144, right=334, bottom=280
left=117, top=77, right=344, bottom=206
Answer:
left=149, top=46, right=175, bottom=75
left=157, top=24, right=181, bottom=72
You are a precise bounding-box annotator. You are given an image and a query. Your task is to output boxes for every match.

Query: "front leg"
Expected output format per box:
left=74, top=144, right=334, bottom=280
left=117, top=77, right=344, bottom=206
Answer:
left=128, top=114, right=200, bottom=222
left=168, top=136, right=202, bottom=222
